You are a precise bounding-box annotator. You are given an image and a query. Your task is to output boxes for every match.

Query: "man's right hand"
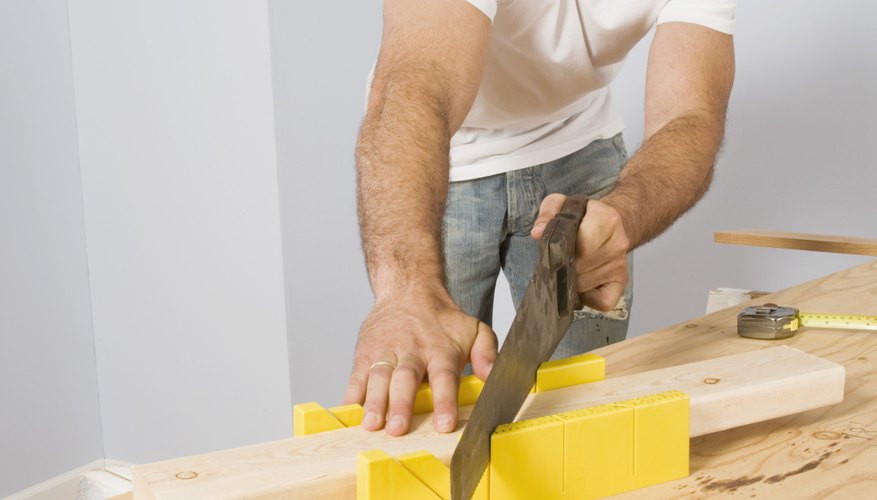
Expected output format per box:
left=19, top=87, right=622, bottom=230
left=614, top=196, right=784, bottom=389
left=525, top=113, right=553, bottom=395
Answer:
left=343, top=286, right=497, bottom=436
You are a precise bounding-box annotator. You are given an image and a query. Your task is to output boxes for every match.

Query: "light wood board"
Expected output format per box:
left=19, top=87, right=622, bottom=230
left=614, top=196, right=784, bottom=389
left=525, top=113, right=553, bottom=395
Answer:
left=602, top=258, right=877, bottom=498
left=132, top=348, right=843, bottom=499
left=715, top=229, right=877, bottom=256
left=134, top=258, right=877, bottom=499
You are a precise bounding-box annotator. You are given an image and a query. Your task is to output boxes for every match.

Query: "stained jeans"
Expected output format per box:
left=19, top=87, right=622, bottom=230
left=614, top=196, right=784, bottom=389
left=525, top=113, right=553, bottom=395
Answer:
left=442, top=134, right=633, bottom=360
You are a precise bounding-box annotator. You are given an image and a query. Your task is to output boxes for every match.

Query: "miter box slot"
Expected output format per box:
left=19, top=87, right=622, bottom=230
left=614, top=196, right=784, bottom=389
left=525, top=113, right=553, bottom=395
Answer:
left=356, top=449, right=489, bottom=500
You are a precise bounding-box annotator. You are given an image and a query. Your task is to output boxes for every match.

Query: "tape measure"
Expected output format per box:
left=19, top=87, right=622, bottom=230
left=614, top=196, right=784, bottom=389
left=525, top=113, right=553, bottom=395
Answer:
left=737, top=303, right=877, bottom=340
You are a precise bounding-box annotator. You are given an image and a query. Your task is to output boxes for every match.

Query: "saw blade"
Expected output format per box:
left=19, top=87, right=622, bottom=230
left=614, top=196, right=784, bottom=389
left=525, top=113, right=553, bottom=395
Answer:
left=450, top=195, right=588, bottom=499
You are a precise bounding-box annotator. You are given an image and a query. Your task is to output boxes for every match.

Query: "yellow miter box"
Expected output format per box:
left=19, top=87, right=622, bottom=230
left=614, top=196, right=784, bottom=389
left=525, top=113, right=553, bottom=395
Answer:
left=355, top=390, right=689, bottom=499
left=490, top=389, right=690, bottom=499
left=292, top=402, right=364, bottom=437
left=357, top=449, right=489, bottom=500
left=534, top=352, right=604, bottom=392
left=293, top=352, right=605, bottom=437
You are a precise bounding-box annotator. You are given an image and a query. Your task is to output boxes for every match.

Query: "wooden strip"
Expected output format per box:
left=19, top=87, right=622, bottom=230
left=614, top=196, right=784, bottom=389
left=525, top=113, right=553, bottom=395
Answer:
left=132, top=347, right=844, bottom=499
left=714, top=229, right=877, bottom=256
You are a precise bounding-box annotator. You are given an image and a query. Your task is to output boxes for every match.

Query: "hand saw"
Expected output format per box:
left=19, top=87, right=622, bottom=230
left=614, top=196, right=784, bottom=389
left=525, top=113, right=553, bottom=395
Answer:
left=450, top=194, right=589, bottom=499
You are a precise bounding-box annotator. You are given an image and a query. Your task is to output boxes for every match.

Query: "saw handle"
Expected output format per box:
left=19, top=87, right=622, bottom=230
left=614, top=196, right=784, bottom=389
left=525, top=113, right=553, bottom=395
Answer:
left=554, top=194, right=589, bottom=224
left=539, top=194, right=589, bottom=248
left=540, top=194, right=589, bottom=316
left=540, top=194, right=589, bottom=264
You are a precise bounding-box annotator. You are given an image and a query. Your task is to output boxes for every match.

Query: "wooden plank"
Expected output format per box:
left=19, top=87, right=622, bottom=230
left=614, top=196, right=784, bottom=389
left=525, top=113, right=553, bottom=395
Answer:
left=715, top=229, right=877, bottom=256
left=132, top=347, right=844, bottom=499
left=134, top=258, right=877, bottom=498
left=599, top=258, right=877, bottom=498
left=706, top=288, right=771, bottom=314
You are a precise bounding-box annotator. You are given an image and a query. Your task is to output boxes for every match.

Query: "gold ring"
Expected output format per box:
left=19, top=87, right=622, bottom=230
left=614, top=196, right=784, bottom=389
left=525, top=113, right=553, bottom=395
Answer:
left=369, top=360, right=396, bottom=371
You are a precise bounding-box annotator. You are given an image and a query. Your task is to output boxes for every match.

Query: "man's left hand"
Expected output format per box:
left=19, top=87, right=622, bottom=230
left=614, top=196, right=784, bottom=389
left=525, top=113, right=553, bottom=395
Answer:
left=531, top=194, right=630, bottom=312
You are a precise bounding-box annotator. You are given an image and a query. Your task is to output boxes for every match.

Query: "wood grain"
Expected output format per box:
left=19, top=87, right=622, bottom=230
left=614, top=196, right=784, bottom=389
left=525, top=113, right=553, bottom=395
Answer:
left=602, top=258, right=877, bottom=498
left=106, top=493, right=133, bottom=500
left=134, top=258, right=877, bottom=499
left=132, top=347, right=843, bottom=499
left=715, top=229, right=877, bottom=256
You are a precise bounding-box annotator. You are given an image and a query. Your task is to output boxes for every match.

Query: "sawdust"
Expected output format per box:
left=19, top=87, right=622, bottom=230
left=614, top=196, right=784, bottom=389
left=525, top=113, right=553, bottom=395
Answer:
left=700, top=475, right=766, bottom=493
left=698, top=450, right=836, bottom=492
left=764, top=452, right=831, bottom=484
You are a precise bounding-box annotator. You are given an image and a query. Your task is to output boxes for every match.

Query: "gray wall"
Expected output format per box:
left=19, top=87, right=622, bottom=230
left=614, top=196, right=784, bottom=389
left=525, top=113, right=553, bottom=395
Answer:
left=617, top=2, right=876, bottom=337
left=2, top=1, right=874, bottom=494
left=3, top=2, right=295, bottom=493
left=271, top=0, right=877, bottom=409
left=67, top=0, right=292, bottom=462
left=0, top=0, right=103, bottom=496
left=268, top=1, right=381, bottom=405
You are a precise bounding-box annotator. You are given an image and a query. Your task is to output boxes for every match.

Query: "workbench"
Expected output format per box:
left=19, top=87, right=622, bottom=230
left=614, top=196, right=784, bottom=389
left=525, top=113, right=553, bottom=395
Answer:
left=133, top=258, right=877, bottom=498
left=605, top=258, right=877, bottom=498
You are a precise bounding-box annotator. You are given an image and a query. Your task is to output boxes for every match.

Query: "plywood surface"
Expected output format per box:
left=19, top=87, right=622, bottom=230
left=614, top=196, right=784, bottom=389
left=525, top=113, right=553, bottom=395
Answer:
left=132, top=348, right=844, bottom=499
left=134, top=259, right=877, bottom=499
left=605, top=258, right=877, bottom=498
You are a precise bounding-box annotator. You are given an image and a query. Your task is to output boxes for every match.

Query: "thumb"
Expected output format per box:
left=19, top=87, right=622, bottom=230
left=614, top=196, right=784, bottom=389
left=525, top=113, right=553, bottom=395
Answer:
left=531, top=193, right=567, bottom=240
left=470, top=320, right=498, bottom=381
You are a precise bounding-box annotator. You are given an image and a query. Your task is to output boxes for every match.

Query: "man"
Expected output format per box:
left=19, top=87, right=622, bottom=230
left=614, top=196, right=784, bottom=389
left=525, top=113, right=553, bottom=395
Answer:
left=344, top=0, right=735, bottom=437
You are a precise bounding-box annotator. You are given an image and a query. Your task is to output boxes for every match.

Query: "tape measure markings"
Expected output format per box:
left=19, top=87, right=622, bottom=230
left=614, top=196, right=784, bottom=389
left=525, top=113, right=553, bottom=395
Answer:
left=799, top=313, right=877, bottom=331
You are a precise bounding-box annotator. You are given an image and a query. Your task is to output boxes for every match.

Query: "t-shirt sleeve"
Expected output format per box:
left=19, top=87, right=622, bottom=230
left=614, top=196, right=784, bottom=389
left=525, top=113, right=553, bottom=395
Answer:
left=464, top=0, right=497, bottom=22
left=657, top=0, right=736, bottom=35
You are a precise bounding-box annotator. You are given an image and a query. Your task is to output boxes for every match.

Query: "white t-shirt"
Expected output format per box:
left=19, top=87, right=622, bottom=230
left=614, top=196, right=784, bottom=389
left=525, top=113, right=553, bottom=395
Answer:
left=450, top=0, right=736, bottom=181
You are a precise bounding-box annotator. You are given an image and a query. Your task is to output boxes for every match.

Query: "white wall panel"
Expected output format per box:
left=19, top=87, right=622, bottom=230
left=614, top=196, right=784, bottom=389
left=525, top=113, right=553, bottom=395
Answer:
left=0, top=0, right=103, bottom=495
left=268, top=1, right=381, bottom=406
left=68, top=0, right=291, bottom=462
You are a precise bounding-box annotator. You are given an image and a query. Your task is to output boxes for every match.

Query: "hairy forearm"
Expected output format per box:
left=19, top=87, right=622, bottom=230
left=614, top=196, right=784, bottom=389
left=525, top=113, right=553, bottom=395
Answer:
left=603, top=111, right=724, bottom=248
left=356, top=84, right=453, bottom=299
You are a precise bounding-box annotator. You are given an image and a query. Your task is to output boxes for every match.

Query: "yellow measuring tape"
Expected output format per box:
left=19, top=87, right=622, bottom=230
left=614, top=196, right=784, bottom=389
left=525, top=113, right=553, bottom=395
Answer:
left=738, top=304, right=877, bottom=339
left=799, top=312, right=877, bottom=331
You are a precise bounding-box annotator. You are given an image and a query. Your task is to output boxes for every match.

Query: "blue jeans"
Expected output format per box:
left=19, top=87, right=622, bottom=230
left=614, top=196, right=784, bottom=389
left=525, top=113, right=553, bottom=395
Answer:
left=442, top=134, right=632, bottom=360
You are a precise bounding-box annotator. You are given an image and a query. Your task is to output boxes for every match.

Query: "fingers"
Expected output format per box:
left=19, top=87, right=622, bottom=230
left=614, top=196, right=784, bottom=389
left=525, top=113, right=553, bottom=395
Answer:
left=530, top=193, right=567, bottom=240
left=384, top=357, right=426, bottom=436
left=360, top=356, right=396, bottom=431
left=576, top=201, right=628, bottom=261
left=579, top=279, right=626, bottom=312
left=470, top=321, right=498, bottom=381
left=531, top=195, right=631, bottom=311
left=427, top=360, right=461, bottom=433
left=576, top=257, right=627, bottom=311
left=347, top=296, right=480, bottom=437
left=343, top=356, right=370, bottom=405
left=573, top=200, right=630, bottom=311
left=352, top=342, right=470, bottom=436
left=362, top=351, right=465, bottom=436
